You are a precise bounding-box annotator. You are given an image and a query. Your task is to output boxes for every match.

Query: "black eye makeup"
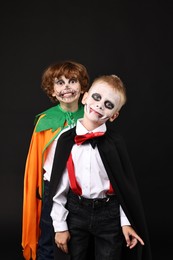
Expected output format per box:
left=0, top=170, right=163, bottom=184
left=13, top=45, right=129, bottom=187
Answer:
left=91, top=93, right=114, bottom=110
left=69, top=77, right=78, bottom=84
left=54, top=78, right=64, bottom=85
left=104, top=101, right=114, bottom=109
left=54, top=77, right=78, bottom=85
left=92, top=93, right=101, bottom=101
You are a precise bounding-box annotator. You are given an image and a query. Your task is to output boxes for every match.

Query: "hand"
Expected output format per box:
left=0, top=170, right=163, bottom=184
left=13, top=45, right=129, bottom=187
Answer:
left=122, top=225, right=144, bottom=249
left=55, top=231, right=71, bottom=254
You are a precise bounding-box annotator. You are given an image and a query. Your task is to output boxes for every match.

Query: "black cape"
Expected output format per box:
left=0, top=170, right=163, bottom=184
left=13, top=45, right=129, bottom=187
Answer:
left=49, top=126, right=152, bottom=260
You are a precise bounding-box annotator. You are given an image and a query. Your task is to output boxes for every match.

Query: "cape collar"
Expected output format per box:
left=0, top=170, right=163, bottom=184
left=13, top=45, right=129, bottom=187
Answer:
left=35, top=104, right=84, bottom=132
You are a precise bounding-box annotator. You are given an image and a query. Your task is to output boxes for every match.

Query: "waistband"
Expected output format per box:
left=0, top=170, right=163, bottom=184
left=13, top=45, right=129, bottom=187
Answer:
left=68, top=189, right=116, bottom=209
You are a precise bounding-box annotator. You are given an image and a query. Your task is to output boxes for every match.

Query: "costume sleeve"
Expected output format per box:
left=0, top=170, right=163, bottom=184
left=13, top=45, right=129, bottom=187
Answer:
left=51, top=168, right=70, bottom=232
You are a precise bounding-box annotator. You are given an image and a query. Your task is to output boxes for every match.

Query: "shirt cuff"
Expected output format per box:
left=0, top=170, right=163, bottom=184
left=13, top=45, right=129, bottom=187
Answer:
left=120, top=216, right=131, bottom=226
left=120, top=205, right=131, bottom=226
left=53, top=221, right=68, bottom=232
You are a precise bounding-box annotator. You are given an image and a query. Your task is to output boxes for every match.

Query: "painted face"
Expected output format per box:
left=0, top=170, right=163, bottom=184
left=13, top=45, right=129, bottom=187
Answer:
left=82, top=82, right=120, bottom=124
left=52, top=75, right=83, bottom=103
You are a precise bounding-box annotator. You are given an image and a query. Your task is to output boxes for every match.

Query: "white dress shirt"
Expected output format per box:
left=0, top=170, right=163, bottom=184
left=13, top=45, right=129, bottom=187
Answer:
left=43, top=126, right=71, bottom=181
left=50, top=119, right=130, bottom=232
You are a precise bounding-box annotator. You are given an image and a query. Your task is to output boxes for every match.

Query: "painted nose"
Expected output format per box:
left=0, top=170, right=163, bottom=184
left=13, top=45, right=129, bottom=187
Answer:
left=96, top=103, right=103, bottom=109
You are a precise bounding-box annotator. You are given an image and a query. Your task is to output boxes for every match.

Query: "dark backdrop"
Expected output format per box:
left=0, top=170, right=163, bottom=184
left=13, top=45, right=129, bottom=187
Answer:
left=1, top=0, right=172, bottom=259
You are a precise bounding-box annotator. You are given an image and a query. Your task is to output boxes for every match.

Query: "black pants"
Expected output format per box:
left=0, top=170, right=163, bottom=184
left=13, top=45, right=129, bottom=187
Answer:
left=66, top=190, right=124, bottom=260
left=37, top=180, right=54, bottom=260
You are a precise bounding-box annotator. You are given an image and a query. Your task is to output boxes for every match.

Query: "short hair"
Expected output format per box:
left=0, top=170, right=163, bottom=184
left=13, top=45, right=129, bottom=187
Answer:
left=91, top=74, right=127, bottom=111
left=41, top=60, right=90, bottom=103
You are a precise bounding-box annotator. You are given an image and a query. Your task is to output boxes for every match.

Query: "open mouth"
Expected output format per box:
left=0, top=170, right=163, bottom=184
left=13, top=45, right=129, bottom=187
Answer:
left=59, top=90, right=76, bottom=98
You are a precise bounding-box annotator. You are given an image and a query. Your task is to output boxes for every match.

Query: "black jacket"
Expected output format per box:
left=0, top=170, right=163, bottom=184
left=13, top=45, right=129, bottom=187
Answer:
left=49, top=126, right=152, bottom=260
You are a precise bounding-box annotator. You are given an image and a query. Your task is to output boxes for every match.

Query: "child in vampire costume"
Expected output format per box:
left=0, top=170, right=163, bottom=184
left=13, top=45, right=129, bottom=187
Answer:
left=49, top=75, right=152, bottom=260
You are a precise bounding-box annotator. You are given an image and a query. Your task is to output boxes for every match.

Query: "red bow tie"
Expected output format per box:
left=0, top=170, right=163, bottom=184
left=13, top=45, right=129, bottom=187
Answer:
left=74, top=132, right=105, bottom=146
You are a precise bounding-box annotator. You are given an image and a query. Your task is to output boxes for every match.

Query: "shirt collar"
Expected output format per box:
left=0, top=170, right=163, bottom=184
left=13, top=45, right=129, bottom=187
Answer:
left=76, top=118, right=107, bottom=135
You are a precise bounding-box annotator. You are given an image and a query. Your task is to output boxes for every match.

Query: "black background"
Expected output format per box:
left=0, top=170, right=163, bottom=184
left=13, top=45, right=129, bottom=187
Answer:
left=1, top=0, right=172, bottom=259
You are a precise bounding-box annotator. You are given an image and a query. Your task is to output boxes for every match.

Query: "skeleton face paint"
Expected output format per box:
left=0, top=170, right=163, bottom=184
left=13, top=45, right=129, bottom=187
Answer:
left=82, top=82, right=120, bottom=125
left=52, top=75, right=82, bottom=103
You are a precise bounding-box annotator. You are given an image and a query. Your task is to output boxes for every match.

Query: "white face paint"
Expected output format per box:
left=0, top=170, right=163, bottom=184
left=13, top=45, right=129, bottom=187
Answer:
left=82, top=82, right=120, bottom=126
left=52, top=75, right=82, bottom=104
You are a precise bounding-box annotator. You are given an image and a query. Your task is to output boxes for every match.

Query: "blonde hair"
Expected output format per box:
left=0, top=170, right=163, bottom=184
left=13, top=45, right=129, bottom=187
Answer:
left=91, top=74, right=127, bottom=111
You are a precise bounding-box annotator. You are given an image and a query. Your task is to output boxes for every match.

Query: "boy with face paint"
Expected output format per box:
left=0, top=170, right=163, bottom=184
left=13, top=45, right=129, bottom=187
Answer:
left=49, top=75, right=152, bottom=260
left=22, top=60, right=89, bottom=260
